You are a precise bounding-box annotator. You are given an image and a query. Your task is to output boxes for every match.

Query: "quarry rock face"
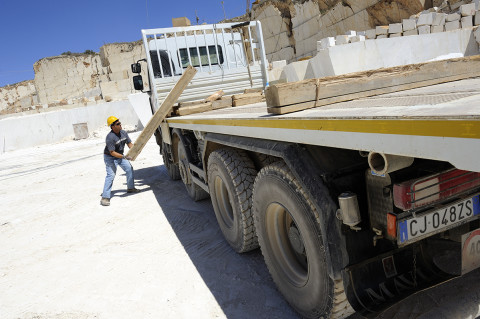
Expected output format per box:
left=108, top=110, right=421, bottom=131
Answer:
left=252, top=0, right=431, bottom=61
left=0, top=80, right=37, bottom=115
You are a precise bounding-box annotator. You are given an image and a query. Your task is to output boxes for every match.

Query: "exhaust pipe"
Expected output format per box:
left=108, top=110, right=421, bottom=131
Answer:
left=368, top=152, right=414, bottom=175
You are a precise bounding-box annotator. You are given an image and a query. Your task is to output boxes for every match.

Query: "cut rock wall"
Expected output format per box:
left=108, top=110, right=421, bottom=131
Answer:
left=252, top=0, right=430, bottom=62
left=0, top=80, right=37, bottom=115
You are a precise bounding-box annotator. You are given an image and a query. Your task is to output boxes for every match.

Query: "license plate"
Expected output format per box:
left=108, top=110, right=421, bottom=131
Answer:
left=462, top=228, right=480, bottom=274
left=398, top=195, right=480, bottom=245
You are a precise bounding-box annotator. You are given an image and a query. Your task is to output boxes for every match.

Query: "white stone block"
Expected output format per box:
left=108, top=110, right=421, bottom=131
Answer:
left=417, top=12, right=434, bottom=26
left=389, top=33, right=402, bottom=38
left=403, top=19, right=417, bottom=31
left=272, top=60, right=287, bottom=69
left=345, top=30, right=356, bottom=36
left=389, top=23, right=403, bottom=33
left=365, top=29, right=376, bottom=39
left=318, top=37, right=336, bottom=50
left=433, top=13, right=446, bottom=26
left=445, top=20, right=460, bottom=31
left=357, top=31, right=366, bottom=36
left=335, top=35, right=350, bottom=45
left=476, top=11, right=480, bottom=25
left=376, top=26, right=389, bottom=35
left=461, top=16, right=473, bottom=28
left=460, top=3, right=476, bottom=16
left=446, top=13, right=461, bottom=22
left=403, top=29, right=418, bottom=36
left=431, top=25, right=445, bottom=33
left=350, top=35, right=366, bottom=42
left=418, top=25, right=431, bottom=34
left=376, top=35, right=388, bottom=39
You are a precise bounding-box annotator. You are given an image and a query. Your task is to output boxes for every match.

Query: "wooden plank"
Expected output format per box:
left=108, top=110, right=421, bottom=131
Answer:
left=212, top=96, right=233, bottom=109
left=126, top=65, right=197, bottom=160
left=176, top=102, right=213, bottom=116
left=204, top=89, right=224, bottom=102
left=266, top=55, right=480, bottom=114
left=267, top=73, right=473, bottom=114
left=232, top=92, right=265, bottom=107
left=244, top=88, right=263, bottom=94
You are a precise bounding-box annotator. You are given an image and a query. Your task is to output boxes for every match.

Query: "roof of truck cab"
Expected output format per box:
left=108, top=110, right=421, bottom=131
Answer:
left=166, top=78, right=480, bottom=172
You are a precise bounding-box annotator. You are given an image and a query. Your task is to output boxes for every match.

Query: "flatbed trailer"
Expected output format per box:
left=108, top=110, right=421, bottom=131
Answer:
left=130, top=22, right=480, bottom=319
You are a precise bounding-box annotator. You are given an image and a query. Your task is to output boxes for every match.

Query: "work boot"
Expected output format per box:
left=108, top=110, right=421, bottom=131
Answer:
left=127, top=188, right=140, bottom=193
left=100, top=197, right=110, bottom=206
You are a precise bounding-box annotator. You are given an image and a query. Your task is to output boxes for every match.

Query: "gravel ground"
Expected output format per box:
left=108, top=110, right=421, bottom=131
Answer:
left=1, top=132, right=479, bottom=319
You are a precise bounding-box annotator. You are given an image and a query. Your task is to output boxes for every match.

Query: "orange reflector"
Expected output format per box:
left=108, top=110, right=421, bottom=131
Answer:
left=387, top=213, right=397, bottom=239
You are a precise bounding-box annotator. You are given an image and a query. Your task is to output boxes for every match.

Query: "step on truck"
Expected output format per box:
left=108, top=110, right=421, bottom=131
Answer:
left=130, top=21, right=480, bottom=318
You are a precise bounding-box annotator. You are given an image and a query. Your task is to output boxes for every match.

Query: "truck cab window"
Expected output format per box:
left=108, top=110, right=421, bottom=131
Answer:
left=179, top=45, right=224, bottom=68
left=149, top=50, right=175, bottom=78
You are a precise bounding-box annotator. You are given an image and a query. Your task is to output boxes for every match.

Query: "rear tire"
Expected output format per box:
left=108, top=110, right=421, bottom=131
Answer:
left=207, top=148, right=259, bottom=253
left=177, top=139, right=208, bottom=201
left=253, top=162, right=354, bottom=319
left=161, top=143, right=180, bottom=180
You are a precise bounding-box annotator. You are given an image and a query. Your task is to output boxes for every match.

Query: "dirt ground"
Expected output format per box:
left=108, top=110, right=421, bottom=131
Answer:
left=1, top=131, right=479, bottom=319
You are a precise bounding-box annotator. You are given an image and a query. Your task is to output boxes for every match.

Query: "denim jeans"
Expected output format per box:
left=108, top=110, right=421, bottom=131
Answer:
left=102, top=154, right=134, bottom=199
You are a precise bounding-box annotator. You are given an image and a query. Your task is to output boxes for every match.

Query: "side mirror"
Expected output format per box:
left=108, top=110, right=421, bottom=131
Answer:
left=133, top=75, right=144, bottom=91
left=131, top=63, right=142, bottom=74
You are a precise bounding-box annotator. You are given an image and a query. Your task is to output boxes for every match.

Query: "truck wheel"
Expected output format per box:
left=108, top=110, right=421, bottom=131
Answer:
left=207, top=149, right=259, bottom=253
left=177, top=139, right=209, bottom=201
left=161, top=143, right=180, bottom=180
left=253, top=162, right=353, bottom=319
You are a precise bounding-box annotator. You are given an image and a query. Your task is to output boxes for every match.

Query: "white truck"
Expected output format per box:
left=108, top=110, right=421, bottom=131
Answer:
left=131, top=21, right=480, bottom=318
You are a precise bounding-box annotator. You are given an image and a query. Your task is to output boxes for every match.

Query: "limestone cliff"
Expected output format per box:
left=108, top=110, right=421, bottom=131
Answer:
left=252, top=0, right=433, bottom=62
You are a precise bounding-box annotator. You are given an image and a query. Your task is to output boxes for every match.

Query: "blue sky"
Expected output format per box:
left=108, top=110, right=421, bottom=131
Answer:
left=0, top=0, right=248, bottom=87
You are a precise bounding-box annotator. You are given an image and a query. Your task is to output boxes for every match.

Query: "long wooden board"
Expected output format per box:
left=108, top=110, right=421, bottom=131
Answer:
left=126, top=65, right=197, bottom=160
left=266, top=55, right=480, bottom=114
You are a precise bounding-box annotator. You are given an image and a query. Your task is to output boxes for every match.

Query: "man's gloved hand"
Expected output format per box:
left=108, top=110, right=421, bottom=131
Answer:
left=123, top=155, right=132, bottom=161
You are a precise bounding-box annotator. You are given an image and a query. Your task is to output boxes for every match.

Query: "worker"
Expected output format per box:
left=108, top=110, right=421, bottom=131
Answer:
left=100, top=116, right=139, bottom=206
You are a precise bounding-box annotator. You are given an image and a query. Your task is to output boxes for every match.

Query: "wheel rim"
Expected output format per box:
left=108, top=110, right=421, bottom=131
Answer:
left=213, top=175, right=234, bottom=228
left=178, top=145, right=190, bottom=185
left=265, top=202, right=308, bottom=287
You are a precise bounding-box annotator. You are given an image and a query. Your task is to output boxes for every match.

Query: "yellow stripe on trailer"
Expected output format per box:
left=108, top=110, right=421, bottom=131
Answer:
left=167, top=118, right=480, bottom=139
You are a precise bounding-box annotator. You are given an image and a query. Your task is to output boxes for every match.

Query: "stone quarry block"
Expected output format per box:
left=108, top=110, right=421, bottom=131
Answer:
left=376, top=26, right=389, bottom=35
left=318, top=37, right=335, bottom=50
left=433, top=13, right=446, bottom=26
left=431, top=25, right=445, bottom=33
left=403, top=19, right=417, bottom=31
left=389, top=23, right=403, bottom=33
left=365, top=29, right=376, bottom=39
left=461, top=16, right=473, bottom=28
left=417, top=12, right=434, bottom=26
left=389, top=33, right=402, bottom=38
left=403, top=29, right=418, bottom=36
left=460, top=3, right=476, bottom=16
left=350, top=35, right=366, bottom=42
left=445, top=20, right=461, bottom=31
left=476, top=11, right=480, bottom=25
left=172, top=17, right=191, bottom=27
left=418, top=25, right=431, bottom=34
left=376, top=34, right=388, bottom=39
left=447, top=13, right=461, bottom=22
left=335, top=35, right=350, bottom=45
left=272, top=60, right=287, bottom=69
left=345, top=30, right=356, bottom=36
left=357, top=31, right=366, bottom=36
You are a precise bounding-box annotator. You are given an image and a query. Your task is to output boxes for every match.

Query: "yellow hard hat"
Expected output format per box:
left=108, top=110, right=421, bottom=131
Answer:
left=107, top=116, right=119, bottom=127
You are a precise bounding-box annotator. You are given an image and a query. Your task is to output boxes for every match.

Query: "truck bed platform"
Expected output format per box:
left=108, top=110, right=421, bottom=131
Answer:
left=167, top=78, right=480, bottom=172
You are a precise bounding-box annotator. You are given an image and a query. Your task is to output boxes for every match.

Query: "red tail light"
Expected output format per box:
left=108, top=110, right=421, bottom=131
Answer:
left=393, top=169, right=480, bottom=211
